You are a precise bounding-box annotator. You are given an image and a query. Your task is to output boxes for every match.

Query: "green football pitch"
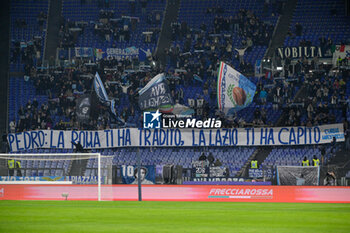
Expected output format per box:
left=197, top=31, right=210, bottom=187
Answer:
left=0, top=201, right=349, bottom=233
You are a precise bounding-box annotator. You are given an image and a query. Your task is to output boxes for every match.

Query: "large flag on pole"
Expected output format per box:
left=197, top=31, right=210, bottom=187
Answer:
left=138, top=73, right=174, bottom=112
left=93, top=72, right=109, bottom=103
left=93, top=72, right=121, bottom=120
left=217, top=62, right=256, bottom=115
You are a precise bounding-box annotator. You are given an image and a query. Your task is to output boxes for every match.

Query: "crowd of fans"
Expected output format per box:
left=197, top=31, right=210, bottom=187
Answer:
left=169, top=8, right=274, bottom=79
left=58, top=18, right=82, bottom=49
left=277, top=65, right=349, bottom=128
left=11, top=11, right=47, bottom=70
left=8, top=2, right=350, bottom=140
left=58, top=2, right=161, bottom=49
left=12, top=55, right=350, bottom=134
left=11, top=37, right=43, bottom=75
left=213, top=9, right=274, bottom=47
left=10, top=56, right=163, bottom=132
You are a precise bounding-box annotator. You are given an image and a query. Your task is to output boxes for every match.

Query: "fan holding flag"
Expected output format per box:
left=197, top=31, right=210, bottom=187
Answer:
left=93, top=72, right=124, bottom=125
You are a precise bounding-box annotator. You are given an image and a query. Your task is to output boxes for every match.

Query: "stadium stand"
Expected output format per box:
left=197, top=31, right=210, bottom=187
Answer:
left=10, top=0, right=48, bottom=72
left=261, top=146, right=335, bottom=167
left=14, top=147, right=254, bottom=179
left=278, top=0, right=350, bottom=127
left=285, top=0, right=350, bottom=47
left=61, top=0, right=165, bottom=52
left=4, top=0, right=350, bottom=184
left=172, top=0, right=278, bottom=69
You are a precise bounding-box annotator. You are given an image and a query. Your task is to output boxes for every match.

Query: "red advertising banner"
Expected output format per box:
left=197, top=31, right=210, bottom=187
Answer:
left=1, top=185, right=350, bottom=203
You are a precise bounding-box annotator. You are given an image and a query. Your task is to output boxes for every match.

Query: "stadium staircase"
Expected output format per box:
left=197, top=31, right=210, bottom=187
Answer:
left=154, top=0, right=181, bottom=66
left=44, top=0, right=62, bottom=61
left=0, top=0, right=10, bottom=136
left=254, top=147, right=273, bottom=171
left=265, top=0, right=297, bottom=58
left=237, top=149, right=257, bottom=177
left=237, top=147, right=272, bottom=177
left=69, top=159, right=88, bottom=176
left=276, top=85, right=306, bottom=126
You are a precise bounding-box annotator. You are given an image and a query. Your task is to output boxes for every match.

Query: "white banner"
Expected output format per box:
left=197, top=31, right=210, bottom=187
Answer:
left=7, top=124, right=344, bottom=152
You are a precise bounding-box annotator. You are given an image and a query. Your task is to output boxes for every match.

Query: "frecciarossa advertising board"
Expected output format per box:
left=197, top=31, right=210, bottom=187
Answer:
left=1, top=185, right=350, bottom=203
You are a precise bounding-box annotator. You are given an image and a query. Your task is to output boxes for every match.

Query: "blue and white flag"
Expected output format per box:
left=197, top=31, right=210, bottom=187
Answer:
left=110, top=99, right=117, bottom=116
left=93, top=72, right=120, bottom=119
left=193, top=74, right=203, bottom=82
left=138, top=73, right=165, bottom=96
left=138, top=73, right=173, bottom=112
left=217, top=62, right=256, bottom=115
left=93, top=72, right=109, bottom=103
left=172, top=103, right=194, bottom=117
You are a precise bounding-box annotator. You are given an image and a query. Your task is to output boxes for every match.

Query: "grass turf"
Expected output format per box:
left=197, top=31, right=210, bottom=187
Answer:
left=0, top=201, right=350, bottom=233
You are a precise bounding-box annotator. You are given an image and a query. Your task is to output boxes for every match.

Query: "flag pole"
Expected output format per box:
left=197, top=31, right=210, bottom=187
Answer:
left=137, top=147, right=142, bottom=201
